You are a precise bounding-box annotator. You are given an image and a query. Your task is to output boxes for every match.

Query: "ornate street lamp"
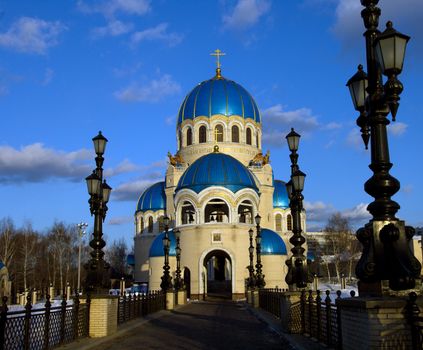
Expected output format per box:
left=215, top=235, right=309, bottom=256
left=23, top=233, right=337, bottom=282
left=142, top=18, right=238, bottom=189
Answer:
left=346, top=1, right=420, bottom=292
left=285, top=128, right=309, bottom=289
left=84, top=131, right=112, bottom=293
left=160, top=216, right=173, bottom=292
left=254, top=214, right=266, bottom=289
left=174, top=229, right=184, bottom=291
left=247, top=228, right=256, bottom=289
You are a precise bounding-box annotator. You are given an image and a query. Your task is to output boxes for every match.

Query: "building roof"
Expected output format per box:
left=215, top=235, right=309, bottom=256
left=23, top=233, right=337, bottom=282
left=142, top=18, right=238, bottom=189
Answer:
left=149, top=230, right=176, bottom=257
left=273, top=180, right=289, bottom=209
left=136, top=182, right=166, bottom=213
left=177, top=75, right=261, bottom=125
left=176, top=151, right=259, bottom=194
left=261, top=228, right=288, bottom=255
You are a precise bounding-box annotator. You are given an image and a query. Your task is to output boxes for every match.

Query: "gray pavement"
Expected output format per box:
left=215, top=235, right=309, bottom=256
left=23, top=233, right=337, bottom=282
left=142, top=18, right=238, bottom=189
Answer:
left=60, top=299, right=323, bottom=350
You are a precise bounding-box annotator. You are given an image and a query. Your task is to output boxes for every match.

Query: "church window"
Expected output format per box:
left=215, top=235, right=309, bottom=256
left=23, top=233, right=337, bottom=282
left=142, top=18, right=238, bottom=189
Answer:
left=246, top=128, right=252, bottom=145
left=214, top=125, right=224, bottom=142
left=186, top=128, right=192, bottom=146
left=181, top=201, right=195, bottom=225
left=178, top=130, right=182, bottom=149
left=275, top=214, right=282, bottom=232
left=148, top=217, right=154, bottom=233
left=140, top=217, right=144, bottom=233
left=232, top=125, right=239, bottom=143
left=287, top=214, right=292, bottom=231
left=158, top=216, right=165, bottom=232
left=199, top=126, right=207, bottom=143
left=238, top=200, right=253, bottom=224
left=205, top=199, right=229, bottom=223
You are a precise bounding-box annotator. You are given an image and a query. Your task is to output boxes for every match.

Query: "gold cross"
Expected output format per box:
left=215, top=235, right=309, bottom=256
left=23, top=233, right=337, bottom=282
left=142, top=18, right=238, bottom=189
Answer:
left=210, top=49, right=226, bottom=69
left=214, top=127, right=223, bottom=142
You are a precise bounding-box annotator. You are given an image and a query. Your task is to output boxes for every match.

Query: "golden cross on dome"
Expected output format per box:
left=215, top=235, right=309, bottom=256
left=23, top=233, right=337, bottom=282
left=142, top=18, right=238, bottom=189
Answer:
left=210, top=49, right=226, bottom=78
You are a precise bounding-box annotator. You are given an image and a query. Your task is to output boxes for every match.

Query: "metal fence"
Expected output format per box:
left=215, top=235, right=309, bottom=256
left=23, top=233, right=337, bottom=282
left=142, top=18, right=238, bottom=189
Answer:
left=259, top=288, right=354, bottom=349
left=117, top=291, right=165, bottom=325
left=407, top=292, right=423, bottom=350
left=0, top=293, right=90, bottom=350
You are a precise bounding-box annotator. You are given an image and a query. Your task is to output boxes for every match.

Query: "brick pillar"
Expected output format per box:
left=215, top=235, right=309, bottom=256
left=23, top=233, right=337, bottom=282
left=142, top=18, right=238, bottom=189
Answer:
left=85, top=296, right=119, bottom=338
left=166, top=291, right=175, bottom=310
left=337, top=297, right=420, bottom=349
left=177, top=290, right=186, bottom=305
left=279, top=291, right=302, bottom=333
left=252, top=290, right=259, bottom=308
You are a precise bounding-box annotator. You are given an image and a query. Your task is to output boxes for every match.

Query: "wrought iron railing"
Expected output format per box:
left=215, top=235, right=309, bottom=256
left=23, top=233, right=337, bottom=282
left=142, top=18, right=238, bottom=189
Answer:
left=0, top=293, right=90, bottom=350
left=406, top=292, right=423, bottom=350
left=117, top=291, right=165, bottom=325
left=259, top=288, right=354, bottom=349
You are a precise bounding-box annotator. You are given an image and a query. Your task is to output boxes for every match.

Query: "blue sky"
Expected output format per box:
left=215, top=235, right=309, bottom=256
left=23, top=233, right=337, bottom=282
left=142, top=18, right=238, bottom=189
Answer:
left=0, top=0, right=422, bottom=248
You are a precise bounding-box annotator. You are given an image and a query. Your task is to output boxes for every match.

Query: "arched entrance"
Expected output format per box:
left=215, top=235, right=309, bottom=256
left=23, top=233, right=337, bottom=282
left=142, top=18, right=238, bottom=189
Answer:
left=203, top=250, right=232, bottom=299
left=183, top=268, right=191, bottom=299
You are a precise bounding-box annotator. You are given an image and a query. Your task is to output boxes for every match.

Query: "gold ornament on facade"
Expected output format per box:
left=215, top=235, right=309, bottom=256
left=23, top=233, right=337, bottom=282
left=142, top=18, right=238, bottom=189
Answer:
left=249, top=150, right=270, bottom=166
left=167, top=152, right=185, bottom=166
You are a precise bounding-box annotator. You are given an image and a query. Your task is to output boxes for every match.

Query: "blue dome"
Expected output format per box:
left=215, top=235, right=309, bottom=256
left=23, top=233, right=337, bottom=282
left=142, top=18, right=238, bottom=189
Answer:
left=307, top=251, right=315, bottom=262
left=176, top=151, right=258, bottom=194
left=261, top=228, right=287, bottom=255
left=127, top=254, right=135, bottom=266
left=0, top=260, right=4, bottom=270
left=273, top=180, right=289, bottom=209
left=136, top=182, right=166, bottom=212
left=177, top=75, right=261, bottom=125
left=149, top=230, right=176, bottom=257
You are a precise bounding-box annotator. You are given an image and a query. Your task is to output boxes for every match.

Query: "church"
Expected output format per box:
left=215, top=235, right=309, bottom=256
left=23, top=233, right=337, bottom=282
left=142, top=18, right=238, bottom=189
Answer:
left=133, top=53, right=305, bottom=299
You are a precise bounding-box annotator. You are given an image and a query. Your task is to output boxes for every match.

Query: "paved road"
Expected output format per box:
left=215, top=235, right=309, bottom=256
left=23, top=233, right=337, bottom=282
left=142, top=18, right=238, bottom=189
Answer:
left=91, top=299, right=291, bottom=350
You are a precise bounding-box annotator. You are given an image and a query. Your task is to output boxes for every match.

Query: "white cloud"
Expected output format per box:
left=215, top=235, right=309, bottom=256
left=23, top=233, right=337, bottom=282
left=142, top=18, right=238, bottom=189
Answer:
left=92, top=20, right=134, bottom=37
left=0, top=17, right=66, bottom=54
left=0, top=143, right=92, bottom=183
left=388, top=122, right=407, bottom=136
left=42, top=68, right=54, bottom=86
left=78, top=0, right=151, bottom=18
left=108, top=216, right=133, bottom=225
left=114, top=73, right=181, bottom=103
left=104, top=159, right=140, bottom=177
left=261, top=104, right=319, bottom=146
left=332, top=0, right=423, bottom=52
left=322, top=122, right=342, bottom=130
left=346, top=128, right=362, bottom=149
left=131, top=23, right=183, bottom=47
left=222, top=0, right=271, bottom=30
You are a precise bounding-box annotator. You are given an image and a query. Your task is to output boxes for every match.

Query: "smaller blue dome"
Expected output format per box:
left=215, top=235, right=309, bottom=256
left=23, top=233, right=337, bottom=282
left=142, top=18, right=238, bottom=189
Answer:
left=149, top=230, right=176, bottom=257
left=261, top=228, right=287, bottom=255
left=127, top=254, right=135, bottom=266
left=136, top=182, right=166, bottom=212
left=307, top=251, right=315, bottom=262
left=0, top=260, right=4, bottom=270
left=273, top=180, right=289, bottom=209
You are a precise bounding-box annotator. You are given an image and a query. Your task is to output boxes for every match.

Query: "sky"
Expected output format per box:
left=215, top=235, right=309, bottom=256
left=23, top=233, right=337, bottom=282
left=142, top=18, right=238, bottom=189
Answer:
left=0, top=0, right=422, bottom=248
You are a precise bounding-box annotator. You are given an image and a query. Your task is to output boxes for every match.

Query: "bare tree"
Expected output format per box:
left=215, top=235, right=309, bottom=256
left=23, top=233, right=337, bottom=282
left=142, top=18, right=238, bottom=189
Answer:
left=106, top=238, right=128, bottom=277
left=19, top=223, right=38, bottom=291
left=0, top=217, right=17, bottom=268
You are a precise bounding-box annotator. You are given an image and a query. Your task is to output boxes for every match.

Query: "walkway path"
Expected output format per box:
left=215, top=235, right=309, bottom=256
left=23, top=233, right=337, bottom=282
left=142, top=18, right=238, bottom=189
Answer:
left=83, top=299, right=294, bottom=350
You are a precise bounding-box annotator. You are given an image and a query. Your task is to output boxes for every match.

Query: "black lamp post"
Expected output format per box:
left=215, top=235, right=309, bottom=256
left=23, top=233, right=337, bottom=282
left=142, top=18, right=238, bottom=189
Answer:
left=174, top=229, right=184, bottom=291
left=346, top=0, right=420, bottom=292
left=254, top=214, right=266, bottom=289
left=247, top=228, right=256, bottom=289
left=160, top=216, right=173, bottom=292
left=85, top=131, right=112, bottom=293
left=285, top=128, right=309, bottom=289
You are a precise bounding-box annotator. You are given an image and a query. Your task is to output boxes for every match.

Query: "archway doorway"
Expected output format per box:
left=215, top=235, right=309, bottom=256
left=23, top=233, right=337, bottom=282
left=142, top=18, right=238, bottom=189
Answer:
left=203, top=250, right=232, bottom=299
left=183, top=268, right=191, bottom=299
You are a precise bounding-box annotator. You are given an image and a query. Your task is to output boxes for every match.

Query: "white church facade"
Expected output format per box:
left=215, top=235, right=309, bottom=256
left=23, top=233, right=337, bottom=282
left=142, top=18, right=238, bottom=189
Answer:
left=133, top=63, right=305, bottom=299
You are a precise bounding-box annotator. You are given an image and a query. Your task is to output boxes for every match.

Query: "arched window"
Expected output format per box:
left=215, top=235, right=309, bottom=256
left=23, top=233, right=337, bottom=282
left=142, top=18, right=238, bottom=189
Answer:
left=186, top=128, right=192, bottom=146
left=287, top=214, right=292, bottom=231
left=199, top=125, right=207, bottom=143
left=214, top=125, right=224, bottom=142
left=148, top=217, right=154, bottom=233
left=178, top=130, right=182, bottom=149
left=181, top=201, right=196, bottom=225
left=238, top=200, right=253, bottom=223
left=140, top=217, right=144, bottom=233
left=275, top=214, right=282, bottom=232
left=205, top=199, right=229, bottom=223
left=158, top=216, right=165, bottom=232
left=231, top=125, right=239, bottom=143
left=246, top=128, right=252, bottom=145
